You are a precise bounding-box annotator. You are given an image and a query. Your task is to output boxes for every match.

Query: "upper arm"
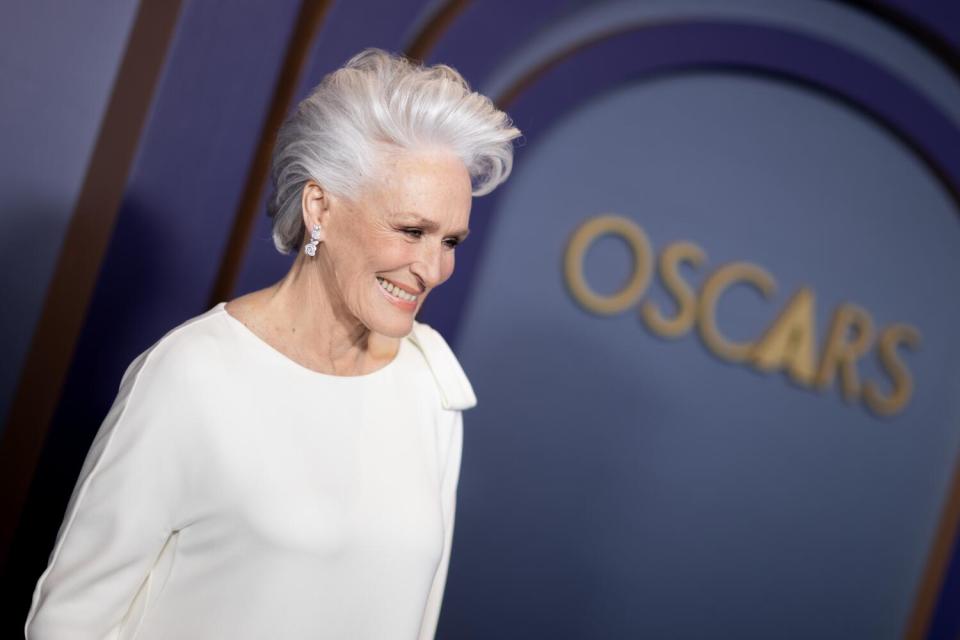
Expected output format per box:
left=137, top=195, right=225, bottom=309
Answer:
left=25, top=346, right=197, bottom=639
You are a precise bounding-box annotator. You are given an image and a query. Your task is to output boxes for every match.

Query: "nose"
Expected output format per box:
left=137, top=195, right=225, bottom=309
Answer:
left=411, top=241, right=445, bottom=290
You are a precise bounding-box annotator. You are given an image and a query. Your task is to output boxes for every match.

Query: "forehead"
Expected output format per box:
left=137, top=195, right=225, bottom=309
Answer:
left=368, top=147, right=472, bottom=222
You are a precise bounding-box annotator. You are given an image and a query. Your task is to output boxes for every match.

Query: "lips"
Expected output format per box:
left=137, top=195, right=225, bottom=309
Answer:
left=376, top=276, right=419, bottom=310
left=378, top=276, right=420, bottom=295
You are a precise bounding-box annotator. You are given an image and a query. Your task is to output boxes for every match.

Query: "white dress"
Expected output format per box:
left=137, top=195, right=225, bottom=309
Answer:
left=24, top=301, right=476, bottom=640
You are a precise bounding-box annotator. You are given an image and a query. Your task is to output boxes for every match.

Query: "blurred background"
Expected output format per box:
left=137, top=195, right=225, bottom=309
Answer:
left=2, top=0, right=959, bottom=638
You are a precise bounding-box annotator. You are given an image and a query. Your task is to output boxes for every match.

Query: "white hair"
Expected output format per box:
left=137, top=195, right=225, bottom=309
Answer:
left=266, top=47, right=523, bottom=255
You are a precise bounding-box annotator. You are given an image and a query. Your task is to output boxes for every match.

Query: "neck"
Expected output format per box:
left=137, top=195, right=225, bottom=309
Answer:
left=256, top=250, right=396, bottom=376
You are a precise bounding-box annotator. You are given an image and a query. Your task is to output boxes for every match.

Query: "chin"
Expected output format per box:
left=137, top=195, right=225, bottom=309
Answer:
left=366, top=302, right=415, bottom=337
left=372, top=316, right=414, bottom=338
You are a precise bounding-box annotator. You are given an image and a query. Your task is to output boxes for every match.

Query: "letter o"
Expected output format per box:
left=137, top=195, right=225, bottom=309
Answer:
left=564, top=214, right=653, bottom=315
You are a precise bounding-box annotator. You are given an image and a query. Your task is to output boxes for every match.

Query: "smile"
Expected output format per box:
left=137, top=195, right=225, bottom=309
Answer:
left=376, top=276, right=419, bottom=303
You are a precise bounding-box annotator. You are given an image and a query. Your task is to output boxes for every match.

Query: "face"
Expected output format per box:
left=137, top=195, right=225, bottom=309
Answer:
left=304, top=146, right=473, bottom=338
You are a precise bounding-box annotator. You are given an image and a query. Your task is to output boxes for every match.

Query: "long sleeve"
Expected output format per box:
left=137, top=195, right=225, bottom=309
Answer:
left=24, top=305, right=476, bottom=639
left=25, top=345, right=195, bottom=640
left=417, top=410, right=464, bottom=640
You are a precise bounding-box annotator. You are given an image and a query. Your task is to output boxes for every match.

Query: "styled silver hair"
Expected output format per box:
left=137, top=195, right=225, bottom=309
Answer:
left=266, top=47, right=523, bottom=255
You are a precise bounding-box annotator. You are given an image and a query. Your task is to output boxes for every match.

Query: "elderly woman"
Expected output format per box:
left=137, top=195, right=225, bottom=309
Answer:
left=25, top=48, right=521, bottom=639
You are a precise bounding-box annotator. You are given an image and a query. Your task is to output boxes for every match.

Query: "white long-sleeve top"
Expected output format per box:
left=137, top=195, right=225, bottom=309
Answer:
left=25, top=301, right=476, bottom=640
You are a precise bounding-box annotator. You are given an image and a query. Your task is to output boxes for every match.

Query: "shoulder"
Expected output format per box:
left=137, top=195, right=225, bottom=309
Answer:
left=119, top=304, right=231, bottom=396
left=406, top=321, right=477, bottom=411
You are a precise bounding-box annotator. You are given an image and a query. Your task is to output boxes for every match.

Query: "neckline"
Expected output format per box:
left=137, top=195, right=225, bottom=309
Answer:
left=216, top=301, right=406, bottom=382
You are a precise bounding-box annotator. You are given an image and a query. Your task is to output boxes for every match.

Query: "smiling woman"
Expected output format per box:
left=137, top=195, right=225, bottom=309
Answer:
left=25, top=48, right=522, bottom=640
left=278, top=144, right=475, bottom=344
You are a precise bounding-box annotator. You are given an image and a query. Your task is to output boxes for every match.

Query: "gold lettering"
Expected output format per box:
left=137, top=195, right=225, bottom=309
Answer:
left=863, top=324, right=921, bottom=416
left=814, top=303, right=874, bottom=403
left=698, top=262, right=776, bottom=362
left=748, top=286, right=818, bottom=386
left=562, top=214, right=921, bottom=417
left=641, top=241, right=706, bottom=338
left=564, top=215, right=653, bottom=315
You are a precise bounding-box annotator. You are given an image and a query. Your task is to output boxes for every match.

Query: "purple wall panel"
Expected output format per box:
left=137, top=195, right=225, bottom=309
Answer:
left=420, top=5, right=960, bottom=639
left=0, top=0, right=140, bottom=436
left=233, top=0, right=431, bottom=297
left=6, top=0, right=960, bottom=637
left=3, top=0, right=302, bottom=634
left=423, top=0, right=560, bottom=84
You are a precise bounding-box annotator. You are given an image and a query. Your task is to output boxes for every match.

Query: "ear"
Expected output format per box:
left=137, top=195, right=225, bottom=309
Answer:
left=301, top=180, right=330, bottom=241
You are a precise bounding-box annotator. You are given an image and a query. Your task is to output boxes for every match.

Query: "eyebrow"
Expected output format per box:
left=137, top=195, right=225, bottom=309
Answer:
left=393, top=212, right=470, bottom=240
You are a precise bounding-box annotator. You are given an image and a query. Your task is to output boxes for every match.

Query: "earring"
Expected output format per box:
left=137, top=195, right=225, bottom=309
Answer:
left=304, top=223, right=322, bottom=256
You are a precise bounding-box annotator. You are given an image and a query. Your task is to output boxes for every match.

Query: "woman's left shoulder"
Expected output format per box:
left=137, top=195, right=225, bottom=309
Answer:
left=406, top=321, right=477, bottom=411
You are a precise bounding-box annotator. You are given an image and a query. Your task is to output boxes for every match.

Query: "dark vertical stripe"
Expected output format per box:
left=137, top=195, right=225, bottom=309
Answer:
left=406, top=0, right=471, bottom=63
left=906, top=459, right=960, bottom=640
left=207, top=0, right=332, bottom=307
left=0, top=0, right=184, bottom=573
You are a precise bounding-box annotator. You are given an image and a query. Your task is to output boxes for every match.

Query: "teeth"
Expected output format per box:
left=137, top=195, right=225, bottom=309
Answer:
left=377, top=277, right=417, bottom=302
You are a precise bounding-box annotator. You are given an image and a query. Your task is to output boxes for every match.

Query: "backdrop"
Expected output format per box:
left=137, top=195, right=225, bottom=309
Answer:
left=2, top=1, right=959, bottom=638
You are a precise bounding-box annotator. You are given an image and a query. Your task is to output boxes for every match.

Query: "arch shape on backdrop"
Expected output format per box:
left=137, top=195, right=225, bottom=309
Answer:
left=425, top=21, right=960, bottom=345
left=415, top=8, right=960, bottom=640
left=7, top=1, right=956, bottom=637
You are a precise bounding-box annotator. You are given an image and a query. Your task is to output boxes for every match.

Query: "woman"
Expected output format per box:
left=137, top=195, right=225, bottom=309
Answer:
left=25, top=48, right=521, bottom=639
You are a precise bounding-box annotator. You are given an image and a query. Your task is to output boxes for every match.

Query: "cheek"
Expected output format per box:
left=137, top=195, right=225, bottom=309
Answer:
left=369, top=236, right=410, bottom=268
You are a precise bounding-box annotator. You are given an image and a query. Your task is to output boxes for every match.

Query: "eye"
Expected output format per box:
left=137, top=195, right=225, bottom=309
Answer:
left=403, top=227, right=459, bottom=249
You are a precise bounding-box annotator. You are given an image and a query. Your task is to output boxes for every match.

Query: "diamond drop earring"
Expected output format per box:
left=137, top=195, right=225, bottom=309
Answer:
left=304, top=223, right=322, bottom=256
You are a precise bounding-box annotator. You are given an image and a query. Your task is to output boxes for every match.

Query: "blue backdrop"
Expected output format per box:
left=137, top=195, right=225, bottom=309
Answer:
left=2, top=1, right=959, bottom=638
